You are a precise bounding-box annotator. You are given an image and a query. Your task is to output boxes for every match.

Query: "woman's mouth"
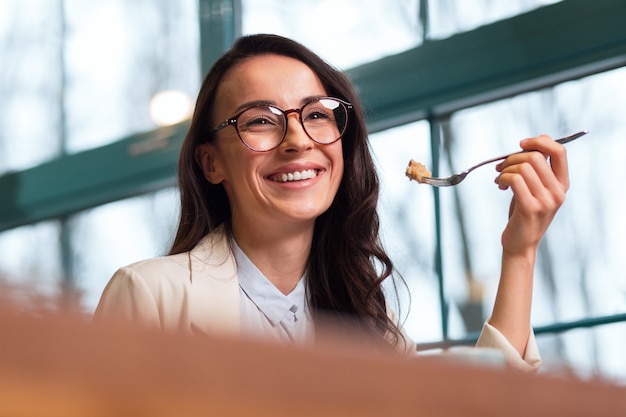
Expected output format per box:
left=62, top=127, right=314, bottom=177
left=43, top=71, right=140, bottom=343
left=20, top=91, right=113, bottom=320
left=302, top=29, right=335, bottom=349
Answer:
left=271, top=169, right=318, bottom=183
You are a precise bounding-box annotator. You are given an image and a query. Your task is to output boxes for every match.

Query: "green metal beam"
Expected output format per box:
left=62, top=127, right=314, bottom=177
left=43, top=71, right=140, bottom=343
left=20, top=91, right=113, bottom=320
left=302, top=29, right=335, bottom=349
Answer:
left=349, top=0, right=626, bottom=131
left=1, top=0, right=625, bottom=232
left=198, top=0, right=240, bottom=77
left=0, top=124, right=186, bottom=231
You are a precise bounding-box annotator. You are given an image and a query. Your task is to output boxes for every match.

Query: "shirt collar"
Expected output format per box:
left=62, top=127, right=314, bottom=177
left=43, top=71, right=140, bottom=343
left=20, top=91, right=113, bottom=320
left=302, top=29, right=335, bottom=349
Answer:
left=231, top=238, right=307, bottom=326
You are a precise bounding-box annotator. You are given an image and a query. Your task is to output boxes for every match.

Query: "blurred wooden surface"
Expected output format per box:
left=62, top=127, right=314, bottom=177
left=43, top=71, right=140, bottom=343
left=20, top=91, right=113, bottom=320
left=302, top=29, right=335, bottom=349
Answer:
left=1, top=306, right=625, bottom=417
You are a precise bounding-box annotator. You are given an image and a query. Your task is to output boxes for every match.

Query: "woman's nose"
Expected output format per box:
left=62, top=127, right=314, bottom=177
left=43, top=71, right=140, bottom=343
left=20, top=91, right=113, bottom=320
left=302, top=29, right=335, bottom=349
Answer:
left=280, top=113, right=313, bottom=152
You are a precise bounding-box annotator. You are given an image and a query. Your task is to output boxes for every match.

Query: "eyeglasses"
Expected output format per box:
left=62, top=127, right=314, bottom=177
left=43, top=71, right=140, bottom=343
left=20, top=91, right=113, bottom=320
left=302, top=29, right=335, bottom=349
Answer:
left=211, top=97, right=353, bottom=152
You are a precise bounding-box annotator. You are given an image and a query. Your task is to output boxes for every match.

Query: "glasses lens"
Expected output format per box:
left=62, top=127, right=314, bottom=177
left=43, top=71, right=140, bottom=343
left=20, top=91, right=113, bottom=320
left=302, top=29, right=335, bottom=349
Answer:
left=236, top=105, right=285, bottom=151
left=301, top=98, right=348, bottom=144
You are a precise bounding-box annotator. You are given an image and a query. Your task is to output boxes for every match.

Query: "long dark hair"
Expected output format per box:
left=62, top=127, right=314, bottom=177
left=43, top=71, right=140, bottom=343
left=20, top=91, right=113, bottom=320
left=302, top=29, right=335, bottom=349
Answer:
left=170, top=34, right=403, bottom=347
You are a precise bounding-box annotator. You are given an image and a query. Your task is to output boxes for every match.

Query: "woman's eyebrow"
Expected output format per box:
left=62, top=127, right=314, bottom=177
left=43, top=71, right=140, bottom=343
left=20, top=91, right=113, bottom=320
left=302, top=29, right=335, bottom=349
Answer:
left=233, top=95, right=327, bottom=114
left=300, top=95, right=325, bottom=105
left=233, top=100, right=275, bottom=113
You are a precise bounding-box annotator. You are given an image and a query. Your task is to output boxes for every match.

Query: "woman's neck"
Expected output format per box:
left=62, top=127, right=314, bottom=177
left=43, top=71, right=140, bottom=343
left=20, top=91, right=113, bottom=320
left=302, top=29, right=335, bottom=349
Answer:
left=231, top=220, right=314, bottom=295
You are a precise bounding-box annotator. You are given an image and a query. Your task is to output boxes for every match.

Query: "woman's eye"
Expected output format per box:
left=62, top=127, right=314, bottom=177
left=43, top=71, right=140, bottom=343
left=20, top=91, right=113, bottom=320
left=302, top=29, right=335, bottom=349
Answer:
left=241, top=116, right=277, bottom=130
left=248, top=117, right=271, bottom=125
left=305, top=111, right=331, bottom=121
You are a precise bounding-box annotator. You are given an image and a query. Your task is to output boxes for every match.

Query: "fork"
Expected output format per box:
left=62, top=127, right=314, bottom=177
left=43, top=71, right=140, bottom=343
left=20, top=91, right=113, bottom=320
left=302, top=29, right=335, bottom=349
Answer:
left=417, top=130, right=588, bottom=187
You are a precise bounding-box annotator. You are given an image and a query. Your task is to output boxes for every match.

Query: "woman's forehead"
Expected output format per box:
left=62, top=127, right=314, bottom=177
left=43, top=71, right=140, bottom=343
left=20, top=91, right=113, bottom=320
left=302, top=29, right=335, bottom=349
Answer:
left=215, top=54, right=327, bottom=110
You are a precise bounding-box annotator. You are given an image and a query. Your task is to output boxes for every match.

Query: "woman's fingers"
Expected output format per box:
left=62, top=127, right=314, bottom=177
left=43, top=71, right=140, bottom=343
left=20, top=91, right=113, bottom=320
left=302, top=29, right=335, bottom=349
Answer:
left=495, top=135, right=570, bottom=255
left=497, top=134, right=569, bottom=191
left=496, top=150, right=566, bottom=212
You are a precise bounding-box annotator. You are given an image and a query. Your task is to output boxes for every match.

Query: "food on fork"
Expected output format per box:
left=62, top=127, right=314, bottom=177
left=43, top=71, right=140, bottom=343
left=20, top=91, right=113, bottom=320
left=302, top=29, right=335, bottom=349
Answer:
left=405, top=160, right=432, bottom=183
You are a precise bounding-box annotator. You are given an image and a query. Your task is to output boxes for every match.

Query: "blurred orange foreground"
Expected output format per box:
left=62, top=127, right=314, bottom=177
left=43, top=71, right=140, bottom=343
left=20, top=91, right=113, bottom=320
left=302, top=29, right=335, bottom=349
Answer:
left=1, top=305, right=625, bottom=417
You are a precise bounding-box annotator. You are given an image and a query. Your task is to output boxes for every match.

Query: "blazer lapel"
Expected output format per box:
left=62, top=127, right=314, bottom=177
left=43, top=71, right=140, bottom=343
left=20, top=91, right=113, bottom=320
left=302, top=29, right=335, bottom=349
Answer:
left=188, top=226, right=241, bottom=336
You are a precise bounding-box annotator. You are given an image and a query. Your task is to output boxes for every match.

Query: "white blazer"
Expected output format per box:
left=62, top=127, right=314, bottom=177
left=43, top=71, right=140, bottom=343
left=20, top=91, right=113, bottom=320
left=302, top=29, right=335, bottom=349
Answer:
left=95, top=226, right=540, bottom=370
left=95, top=226, right=241, bottom=336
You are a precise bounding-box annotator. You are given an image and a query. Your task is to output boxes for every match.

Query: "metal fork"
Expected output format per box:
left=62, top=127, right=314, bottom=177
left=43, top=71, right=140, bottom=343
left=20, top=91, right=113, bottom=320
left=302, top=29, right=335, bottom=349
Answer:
left=418, top=130, right=588, bottom=187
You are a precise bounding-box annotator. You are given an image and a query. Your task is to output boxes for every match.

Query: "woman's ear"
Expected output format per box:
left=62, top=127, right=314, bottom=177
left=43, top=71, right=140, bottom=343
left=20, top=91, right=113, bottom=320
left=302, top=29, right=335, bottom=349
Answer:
left=195, top=143, right=225, bottom=184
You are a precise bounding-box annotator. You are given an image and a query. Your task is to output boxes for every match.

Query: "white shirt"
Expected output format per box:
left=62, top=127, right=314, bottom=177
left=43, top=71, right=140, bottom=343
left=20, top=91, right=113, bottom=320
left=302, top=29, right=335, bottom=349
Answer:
left=232, top=239, right=314, bottom=345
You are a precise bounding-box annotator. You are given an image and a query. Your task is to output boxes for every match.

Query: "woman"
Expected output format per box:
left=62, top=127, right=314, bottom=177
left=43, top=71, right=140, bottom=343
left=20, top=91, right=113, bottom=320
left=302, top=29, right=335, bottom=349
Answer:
left=95, top=34, right=570, bottom=370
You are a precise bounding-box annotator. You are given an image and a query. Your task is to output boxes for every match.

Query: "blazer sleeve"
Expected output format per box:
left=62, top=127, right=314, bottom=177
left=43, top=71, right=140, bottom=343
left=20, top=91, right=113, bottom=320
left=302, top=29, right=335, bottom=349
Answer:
left=392, top=310, right=540, bottom=372
left=476, top=320, right=541, bottom=372
left=93, top=267, right=161, bottom=330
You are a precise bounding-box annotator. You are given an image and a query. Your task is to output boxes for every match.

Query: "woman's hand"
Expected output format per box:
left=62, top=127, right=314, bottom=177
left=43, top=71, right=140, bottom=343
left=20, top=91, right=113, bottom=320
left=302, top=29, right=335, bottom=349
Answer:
left=495, top=134, right=569, bottom=257
left=488, top=134, right=569, bottom=359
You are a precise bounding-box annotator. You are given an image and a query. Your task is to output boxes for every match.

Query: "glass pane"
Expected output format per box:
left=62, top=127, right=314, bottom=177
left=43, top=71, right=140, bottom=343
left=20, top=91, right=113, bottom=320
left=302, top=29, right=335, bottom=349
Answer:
left=0, top=1, right=63, bottom=174
left=538, top=322, right=626, bottom=383
left=241, top=0, right=423, bottom=70
left=441, top=66, right=626, bottom=376
left=370, top=120, right=442, bottom=343
left=69, top=188, right=180, bottom=311
left=0, top=0, right=200, bottom=171
left=0, top=221, right=63, bottom=302
left=64, top=0, right=200, bottom=152
left=428, top=0, right=562, bottom=40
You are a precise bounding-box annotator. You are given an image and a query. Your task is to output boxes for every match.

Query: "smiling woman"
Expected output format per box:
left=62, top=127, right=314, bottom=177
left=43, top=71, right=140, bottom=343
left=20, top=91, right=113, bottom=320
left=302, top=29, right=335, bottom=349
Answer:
left=94, top=34, right=571, bottom=374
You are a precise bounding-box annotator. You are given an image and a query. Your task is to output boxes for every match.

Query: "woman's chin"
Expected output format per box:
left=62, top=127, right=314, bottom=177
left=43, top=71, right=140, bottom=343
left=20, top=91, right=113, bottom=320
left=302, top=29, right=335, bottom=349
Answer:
left=274, top=201, right=331, bottom=223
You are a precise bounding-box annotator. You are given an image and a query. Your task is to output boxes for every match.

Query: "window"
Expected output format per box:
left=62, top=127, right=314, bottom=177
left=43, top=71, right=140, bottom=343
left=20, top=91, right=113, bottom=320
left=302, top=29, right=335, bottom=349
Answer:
left=0, top=0, right=199, bottom=175
left=0, top=0, right=197, bottom=308
left=242, top=0, right=423, bottom=70
left=427, top=0, right=562, bottom=39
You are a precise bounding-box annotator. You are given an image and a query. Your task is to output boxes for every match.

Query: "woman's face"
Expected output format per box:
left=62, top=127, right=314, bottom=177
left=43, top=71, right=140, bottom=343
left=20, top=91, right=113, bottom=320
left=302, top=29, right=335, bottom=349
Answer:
left=198, top=54, right=344, bottom=232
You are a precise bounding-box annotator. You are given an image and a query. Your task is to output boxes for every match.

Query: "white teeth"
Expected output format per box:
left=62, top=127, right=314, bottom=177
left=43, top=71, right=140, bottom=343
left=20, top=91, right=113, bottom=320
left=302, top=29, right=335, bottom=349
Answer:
left=274, top=169, right=317, bottom=183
